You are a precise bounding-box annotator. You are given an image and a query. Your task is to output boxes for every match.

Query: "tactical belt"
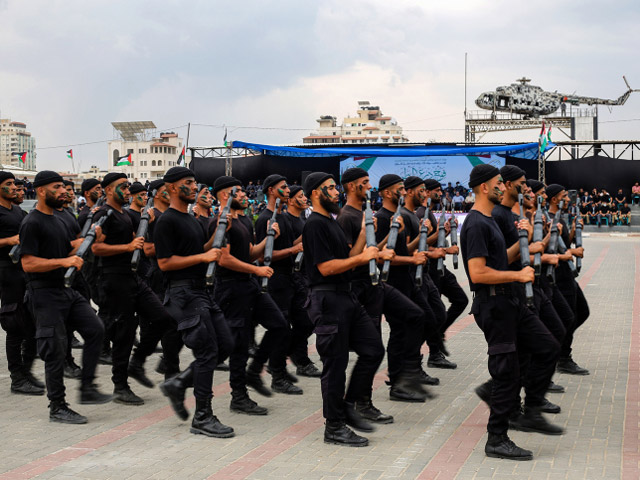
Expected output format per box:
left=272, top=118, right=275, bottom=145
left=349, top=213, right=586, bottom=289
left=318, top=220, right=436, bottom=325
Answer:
left=475, top=284, right=513, bottom=297
left=310, top=283, right=352, bottom=293
left=168, top=279, right=207, bottom=289
left=27, top=279, right=63, bottom=289
left=101, top=265, right=134, bottom=275
left=0, top=260, right=16, bottom=269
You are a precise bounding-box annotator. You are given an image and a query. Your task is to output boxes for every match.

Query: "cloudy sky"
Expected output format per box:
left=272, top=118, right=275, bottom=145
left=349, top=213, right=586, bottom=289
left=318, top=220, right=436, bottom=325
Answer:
left=1, top=0, right=639, bottom=172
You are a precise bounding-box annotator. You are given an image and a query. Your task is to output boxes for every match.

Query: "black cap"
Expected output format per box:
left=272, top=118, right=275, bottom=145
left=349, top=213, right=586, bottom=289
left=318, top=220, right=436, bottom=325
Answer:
left=378, top=174, right=403, bottom=191
left=263, top=174, right=287, bottom=193
left=164, top=166, right=194, bottom=183
left=340, top=167, right=368, bottom=185
left=63, top=180, right=75, bottom=188
left=101, top=172, right=127, bottom=188
left=526, top=179, right=545, bottom=193
left=500, top=165, right=526, bottom=183
left=546, top=184, right=565, bottom=199
left=33, top=170, right=64, bottom=188
left=129, top=182, right=146, bottom=194
left=303, top=172, right=334, bottom=197
left=0, top=171, right=15, bottom=184
left=468, top=164, right=500, bottom=188
left=212, top=176, right=242, bottom=196
left=197, top=183, right=210, bottom=192
left=289, top=185, right=303, bottom=198
left=404, top=176, right=424, bottom=190
left=423, top=178, right=441, bottom=191
left=81, top=178, right=100, bottom=194
left=14, top=179, right=24, bottom=186
left=149, top=179, right=165, bottom=193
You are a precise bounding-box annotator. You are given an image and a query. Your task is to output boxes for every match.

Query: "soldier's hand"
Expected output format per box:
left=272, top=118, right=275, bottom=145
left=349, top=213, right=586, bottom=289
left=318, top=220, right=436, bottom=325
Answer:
left=269, top=221, right=280, bottom=238
left=70, top=238, right=83, bottom=249
left=412, top=251, right=428, bottom=266
left=427, top=248, right=446, bottom=259
left=518, top=266, right=535, bottom=283
left=62, top=256, right=84, bottom=270
left=254, top=266, right=274, bottom=278
left=91, top=205, right=101, bottom=214
left=373, top=216, right=378, bottom=232
left=7, top=234, right=19, bottom=246
left=572, top=246, right=584, bottom=258
left=423, top=219, right=432, bottom=232
left=361, top=245, right=379, bottom=263
left=444, top=220, right=451, bottom=235
left=94, top=226, right=106, bottom=243
left=379, top=247, right=395, bottom=262
left=148, top=208, right=155, bottom=223
left=128, top=236, right=145, bottom=252
left=202, top=248, right=222, bottom=263
left=557, top=223, right=563, bottom=235
left=446, top=245, right=459, bottom=255
left=516, top=218, right=533, bottom=236
left=291, top=242, right=303, bottom=254
left=529, top=241, right=544, bottom=254
left=394, top=215, right=405, bottom=233
left=559, top=251, right=573, bottom=262
left=542, top=254, right=559, bottom=266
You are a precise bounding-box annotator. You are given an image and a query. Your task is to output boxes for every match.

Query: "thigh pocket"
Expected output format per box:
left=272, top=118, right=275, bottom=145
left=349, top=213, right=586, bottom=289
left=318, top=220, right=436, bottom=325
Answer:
left=177, top=315, right=207, bottom=352
left=35, top=326, right=58, bottom=362
left=0, top=303, right=19, bottom=332
left=314, top=324, right=338, bottom=358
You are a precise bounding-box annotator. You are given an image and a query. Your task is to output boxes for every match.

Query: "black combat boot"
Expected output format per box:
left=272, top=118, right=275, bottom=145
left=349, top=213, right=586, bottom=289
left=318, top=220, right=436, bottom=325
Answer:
left=547, top=380, right=565, bottom=393
left=155, top=355, right=167, bottom=374
left=271, top=368, right=303, bottom=395
left=556, top=356, right=589, bottom=375
left=113, top=385, right=144, bottom=405
left=355, top=398, right=394, bottom=424
left=324, top=420, right=369, bottom=447
left=267, top=365, right=298, bottom=383
left=49, top=401, right=88, bottom=424
left=128, top=356, right=154, bottom=388
left=389, top=384, right=428, bottom=403
left=79, top=383, right=113, bottom=404
left=539, top=398, right=561, bottom=414
left=246, top=363, right=272, bottom=397
left=510, top=406, right=564, bottom=435
left=420, top=369, right=440, bottom=386
left=230, top=391, right=268, bottom=415
left=427, top=351, right=457, bottom=369
left=485, top=433, right=533, bottom=460
left=10, top=372, right=44, bottom=396
left=345, top=402, right=375, bottom=432
left=396, top=370, right=427, bottom=396
left=296, top=362, right=321, bottom=378
left=22, top=360, right=45, bottom=389
left=159, top=366, right=193, bottom=420
left=190, top=397, right=235, bottom=438
left=215, top=361, right=230, bottom=371
left=63, top=359, right=82, bottom=379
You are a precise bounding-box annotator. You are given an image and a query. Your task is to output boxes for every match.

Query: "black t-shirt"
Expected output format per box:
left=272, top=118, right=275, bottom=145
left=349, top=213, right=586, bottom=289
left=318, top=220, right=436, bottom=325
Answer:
left=93, top=205, right=134, bottom=268
left=599, top=204, right=610, bottom=214
left=460, top=210, right=509, bottom=291
left=555, top=216, right=573, bottom=282
left=155, top=208, right=208, bottom=281
left=126, top=208, right=151, bottom=276
left=19, top=209, right=73, bottom=283
left=303, top=212, right=351, bottom=286
left=77, top=204, right=91, bottom=229
left=621, top=206, right=631, bottom=214
left=336, top=205, right=368, bottom=282
left=415, top=205, right=438, bottom=272
left=237, top=214, right=255, bottom=244
left=209, top=214, right=252, bottom=279
left=197, top=215, right=213, bottom=236
left=147, top=207, right=165, bottom=243
left=255, top=208, right=294, bottom=274
left=285, top=212, right=305, bottom=239
left=0, top=203, right=26, bottom=261
left=492, top=204, right=521, bottom=270
left=400, top=206, right=420, bottom=243
left=616, top=193, right=625, bottom=202
left=54, top=208, right=80, bottom=238
left=375, top=206, right=411, bottom=288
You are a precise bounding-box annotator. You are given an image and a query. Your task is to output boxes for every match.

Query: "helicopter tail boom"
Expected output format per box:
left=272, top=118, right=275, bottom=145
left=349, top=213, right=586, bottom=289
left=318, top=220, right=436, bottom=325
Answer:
left=561, top=76, right=639, bottom=106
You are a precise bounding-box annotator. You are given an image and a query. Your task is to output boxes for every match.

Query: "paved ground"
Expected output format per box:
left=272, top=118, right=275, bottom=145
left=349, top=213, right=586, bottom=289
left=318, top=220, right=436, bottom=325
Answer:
left=0, top=236, right=638, bottom=480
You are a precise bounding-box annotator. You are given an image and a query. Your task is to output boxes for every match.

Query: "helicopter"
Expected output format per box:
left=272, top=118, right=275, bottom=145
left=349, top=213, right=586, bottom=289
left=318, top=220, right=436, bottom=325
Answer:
left=475, top=76, right=639, bottom=117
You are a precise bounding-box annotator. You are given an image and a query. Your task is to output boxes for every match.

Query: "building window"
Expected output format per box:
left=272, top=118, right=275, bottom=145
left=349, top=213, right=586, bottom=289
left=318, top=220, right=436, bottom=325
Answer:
left=152, top=160, right=156, bottom=166
left=158, top=160, right=162, bottom=166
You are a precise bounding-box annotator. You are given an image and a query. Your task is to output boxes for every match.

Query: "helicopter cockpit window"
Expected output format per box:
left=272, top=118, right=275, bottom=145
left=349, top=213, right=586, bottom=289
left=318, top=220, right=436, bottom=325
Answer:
left=498, top=97, right=508, bottom=107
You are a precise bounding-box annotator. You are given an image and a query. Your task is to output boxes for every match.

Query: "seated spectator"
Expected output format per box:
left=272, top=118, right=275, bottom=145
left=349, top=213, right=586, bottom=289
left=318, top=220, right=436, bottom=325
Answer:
left=598, top=202, right=613, bottom=227
left=615, top=188, right=626, bottom=210
left=586, top=201, right=599, bottom=225
left=619, top=203, right=632, bottom=225
left=452, top=192, right=465, bottom=211
left=632, top=182, right=640, bottom=205
left=464, top=191, right=475, bottom=212
left=600, top=189, right=611, bottom=204
left=442, top=192, right=452, bottom=212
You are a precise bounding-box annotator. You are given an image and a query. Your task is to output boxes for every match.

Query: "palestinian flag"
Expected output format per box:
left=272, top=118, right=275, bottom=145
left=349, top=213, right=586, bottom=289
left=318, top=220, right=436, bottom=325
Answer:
left=177, top=147, right=186, bottom=166
left=223, top=127, right=228, bottom=147
left=116, top=153, right=132, bottom=166
left=66, top=149, right=73, bottom=160
left=12, top=151, right=27, bottom=163
left=538, top=122, right=547, bottom=154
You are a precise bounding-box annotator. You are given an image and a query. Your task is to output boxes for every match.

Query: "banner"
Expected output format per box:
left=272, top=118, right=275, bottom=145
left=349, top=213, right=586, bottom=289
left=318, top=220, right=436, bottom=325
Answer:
left=339, top=154, right=507, bottom=188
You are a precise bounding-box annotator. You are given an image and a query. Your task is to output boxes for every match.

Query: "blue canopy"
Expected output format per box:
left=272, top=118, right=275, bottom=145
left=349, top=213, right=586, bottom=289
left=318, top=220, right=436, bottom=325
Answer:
left=231, top=140, right=550, bottom=159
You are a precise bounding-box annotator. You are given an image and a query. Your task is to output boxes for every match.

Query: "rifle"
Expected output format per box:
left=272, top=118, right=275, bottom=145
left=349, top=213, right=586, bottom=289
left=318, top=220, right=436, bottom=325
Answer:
left=79, top=196, right=105, bottom=237
left=575, top=197, right=583, bottom=273
left=130, top=189, right=157, bottom=272
left=205, top=186, right=237, bottom=286
left=380, top=196, right=404, bottom=283
left=414, top=198, right=431, bottom=286
left=365, top=191, right=379, bottom=285
left=557, top=235, right=579, bottom=278
left=516, top=189, right=534, bottom=305
left=261, top=198, right=280, bottom=291
left=532, top=196, right=543, bottom=275
left=8, top=243, right=21, bottom=264
left=545, top=200, right=564, bottom=283
left=449, top=212, right=459, bottom=269
left=293, top=251, right=303, bottom=272
left=436, top=203, right=447, bottom=274
left=64, top=210, right=113, bottom=288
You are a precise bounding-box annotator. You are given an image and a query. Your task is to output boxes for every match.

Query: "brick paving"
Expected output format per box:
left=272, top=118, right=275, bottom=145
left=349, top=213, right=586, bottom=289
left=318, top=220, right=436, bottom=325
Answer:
left=0, top=236, right=637, bottom=479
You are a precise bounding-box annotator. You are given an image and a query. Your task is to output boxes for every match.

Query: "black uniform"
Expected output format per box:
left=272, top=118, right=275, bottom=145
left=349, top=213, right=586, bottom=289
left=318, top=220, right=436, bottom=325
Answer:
left=461, top=210, right=559, bottom=435
left=154, top=208, right=234, bottom=400
left=338, top=205, right=424, bottom=390
left=93, top=204, right=175, bottom=395
left=211, top=214, right=287, bottom=397
left=0, top=204, right=37, bottom=387
left=20, top=209, right=104, bottom=402
left=303, top=212, right=384, bottom=422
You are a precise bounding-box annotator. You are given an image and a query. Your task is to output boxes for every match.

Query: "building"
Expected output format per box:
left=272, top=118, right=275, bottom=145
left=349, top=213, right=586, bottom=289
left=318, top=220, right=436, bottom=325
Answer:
left=108, top=121, right=188, bottom=182
left=303, top=101, right=410, bottom=145
left=0, top=118, right=37, bottom=171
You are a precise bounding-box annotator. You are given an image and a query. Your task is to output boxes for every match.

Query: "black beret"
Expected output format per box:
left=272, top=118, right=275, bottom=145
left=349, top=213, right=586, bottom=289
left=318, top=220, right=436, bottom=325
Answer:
left=468, top=164, right=500, bottom=188
left=289, top=185, right=303, bottom=198
left=14, top=179, right=24, bottom=186
left=340, top=167, right=368, bottom=185
left=164, top=166, right=194, bottom=183
left=500, top=165, right=526, bottom=183
left=378, top=174, right=403, bottom=191
left=423, top=178, right=442, bottom=191
left=101, top=172, right=127, bottom=188
left=197, top=183, right=210, bottom=192
left=81, top=178, right=100, bottom=193
left=0, top=171, right=15, bottom=184
left=545, top=184, right=565, bottom=199
left=63, top=180, right=75, bottom=188
left=149, top=179, right=165, bottom=193
left=303, top=172, right=334, bottom=197
left=263, top=174, right=287, bottom=193
left=526, top=179, right=545, bottom=193
left=129, top=182, right=146, bottom=194
left=404, top=176, right=425, bottom=190
left=212, top=176, right=242, bottom=196
left=33, top=170, right=64, bottom=188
